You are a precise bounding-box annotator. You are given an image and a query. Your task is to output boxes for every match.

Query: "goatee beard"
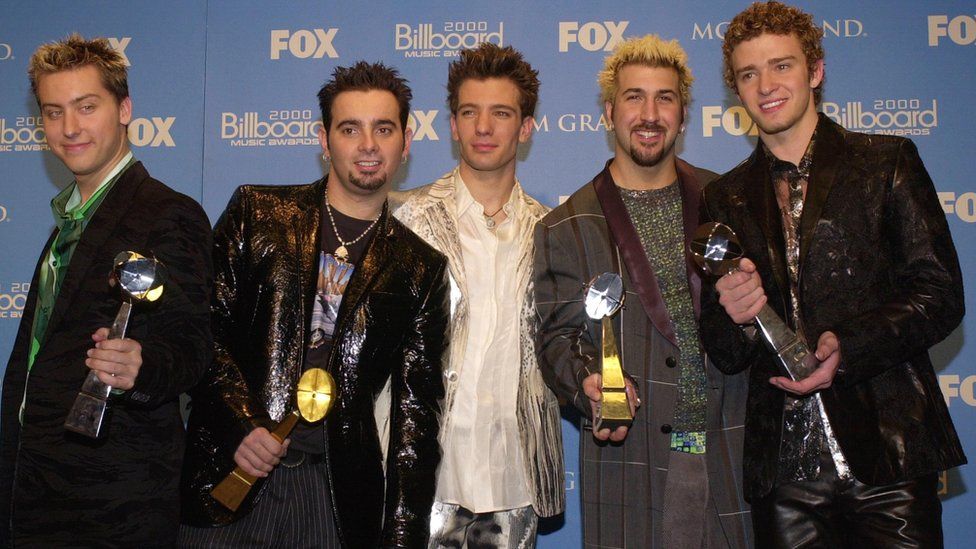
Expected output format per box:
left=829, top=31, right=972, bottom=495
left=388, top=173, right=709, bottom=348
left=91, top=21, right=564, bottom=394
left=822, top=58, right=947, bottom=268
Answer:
left=348, top=172, right=387, bottom=192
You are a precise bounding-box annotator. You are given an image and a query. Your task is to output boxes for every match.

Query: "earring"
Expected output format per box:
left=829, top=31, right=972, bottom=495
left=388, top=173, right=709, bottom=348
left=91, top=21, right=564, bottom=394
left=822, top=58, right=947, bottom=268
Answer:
left=322, top=153, right=330, bottom=164
left=401, top=155, right=408, bottom=163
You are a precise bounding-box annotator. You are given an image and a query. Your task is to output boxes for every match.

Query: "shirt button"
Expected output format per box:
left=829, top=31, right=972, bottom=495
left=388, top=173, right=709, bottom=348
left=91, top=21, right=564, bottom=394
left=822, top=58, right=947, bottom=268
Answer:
left=660, top=424, right=673, bottom=434
left=446, top=371, right=459, bottom=382
left=665, top=356, right=677, bottom=368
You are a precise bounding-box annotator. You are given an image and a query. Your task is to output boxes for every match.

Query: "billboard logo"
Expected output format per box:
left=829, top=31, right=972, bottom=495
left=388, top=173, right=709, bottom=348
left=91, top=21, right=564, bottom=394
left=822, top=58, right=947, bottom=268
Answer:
left=693, top=19, right=864, bottom=40
left=270, top=29, right=339, bottom=60
left=221, top=109, right=322, bottom=147
left=128, top=117, right=175, bottom=147
left=558, top=21, right=628, bottom=52
left=701, top=106, right=759, bottom=137
left=407, top=110, right=439, bottom=141
left=107, top=37, right=132, bottom=66
left=0, top=116, right=48, bottom=152
left=0, top=282, right=29, bottom=320
left=939, top=192, right=976, bottom=223
left=928, top=15, right=976, bottom=46
left=0, top=43, right=12, bottom=61
left=940, top=374, right=976, bottom=407
left=395, top=22, right=503, bottom=58
left=822, top=99, right=938, bottom=136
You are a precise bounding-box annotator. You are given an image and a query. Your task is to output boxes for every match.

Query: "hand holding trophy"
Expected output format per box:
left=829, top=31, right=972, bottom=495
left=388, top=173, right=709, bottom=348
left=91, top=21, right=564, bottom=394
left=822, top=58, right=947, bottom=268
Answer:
left=583, top=272, right=632, bottom=431
left=689, top=222, right=819, bottom=381
left=210, top=367, right=337, bottom=512
left=64, top=251, right=165, bottom=438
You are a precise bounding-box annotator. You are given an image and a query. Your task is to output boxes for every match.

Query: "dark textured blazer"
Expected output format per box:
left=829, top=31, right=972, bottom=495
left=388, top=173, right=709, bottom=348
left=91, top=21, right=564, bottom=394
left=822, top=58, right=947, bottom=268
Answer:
left=0, top=162, right=213, bottom=547
left=534, top=160, right=752, bottom=548
left=699, top=114, right=966, bottom=502
left=180, top=178, right=450, bottom=549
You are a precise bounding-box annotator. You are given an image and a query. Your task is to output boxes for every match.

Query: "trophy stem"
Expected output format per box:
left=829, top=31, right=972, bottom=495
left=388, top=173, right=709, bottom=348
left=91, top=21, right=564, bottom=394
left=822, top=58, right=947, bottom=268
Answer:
left=211, top=411, right=301, bottom=512
left=108, top=301, right=132, bottom=339
left=64, top=302, right=134, bottom=438
left=754, top=306, right=819, bottom=381
left=597, top=316, right=633, bottom=431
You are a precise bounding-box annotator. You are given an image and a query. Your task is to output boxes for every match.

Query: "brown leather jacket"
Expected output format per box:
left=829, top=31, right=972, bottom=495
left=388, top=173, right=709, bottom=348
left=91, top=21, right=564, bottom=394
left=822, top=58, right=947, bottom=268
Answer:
left=700, top=114, right=966, bottom=502
left=180, top=178, right=450, bottom=548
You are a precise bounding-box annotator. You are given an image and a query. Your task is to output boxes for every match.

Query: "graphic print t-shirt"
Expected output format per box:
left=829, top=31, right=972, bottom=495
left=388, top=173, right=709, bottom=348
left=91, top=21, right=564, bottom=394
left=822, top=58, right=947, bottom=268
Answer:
left=289, top=204, right=378, bottom=454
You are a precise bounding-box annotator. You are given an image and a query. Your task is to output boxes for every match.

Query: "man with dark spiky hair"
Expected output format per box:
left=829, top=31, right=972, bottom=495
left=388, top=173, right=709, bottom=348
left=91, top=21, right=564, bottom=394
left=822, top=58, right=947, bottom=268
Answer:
left=1, top=34, right=212, bottom=546
left=701, top=1, right=965, bottom=546
left=393, top=43, right=564, bottom=548
left=179, top=61, right=450, bottom=548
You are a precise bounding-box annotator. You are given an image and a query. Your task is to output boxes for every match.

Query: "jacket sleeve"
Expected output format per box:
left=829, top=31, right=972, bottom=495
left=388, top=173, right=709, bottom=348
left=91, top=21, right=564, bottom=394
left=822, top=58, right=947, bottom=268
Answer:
left=532, top=219, right=599, bottom=418
left=188, top=188, right=272, bottom=456
left=697, top=189, right=767, bottom=376
left=125, top=193, right=213, bottom=407
left=382, top=258, right=449, bottom=548
left=830, top=140, right=965, bottom=386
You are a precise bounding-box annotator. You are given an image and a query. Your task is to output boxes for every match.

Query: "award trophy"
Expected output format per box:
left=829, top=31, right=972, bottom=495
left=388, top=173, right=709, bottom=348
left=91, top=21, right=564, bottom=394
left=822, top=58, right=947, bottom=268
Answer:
left=689, top=222, right=819, bottom=381
left=64, top=251, right=166, bottom=438
left=584, top=272, right=632, bottom=431
left=211, top=367, right=337, bottom=512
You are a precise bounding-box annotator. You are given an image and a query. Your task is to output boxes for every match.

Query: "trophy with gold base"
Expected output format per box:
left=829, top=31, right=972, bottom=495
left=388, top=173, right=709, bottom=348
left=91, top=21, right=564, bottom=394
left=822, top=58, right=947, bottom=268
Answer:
left=584, top=272, right=632, bottom=431
left=64, top=251, right=165, bottom=438
left=211, top=367, right=337, bottom=511
left=690, top=222, right=819, bottom=381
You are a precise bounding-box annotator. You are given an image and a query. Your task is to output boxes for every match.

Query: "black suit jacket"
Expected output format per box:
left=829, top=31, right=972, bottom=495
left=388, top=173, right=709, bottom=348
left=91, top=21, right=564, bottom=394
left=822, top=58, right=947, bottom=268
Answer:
left=0, top=162, right=213, bottom=546
left=180, top=178, right=450, bottom=549
left=700, top=114, right=966, bottom=501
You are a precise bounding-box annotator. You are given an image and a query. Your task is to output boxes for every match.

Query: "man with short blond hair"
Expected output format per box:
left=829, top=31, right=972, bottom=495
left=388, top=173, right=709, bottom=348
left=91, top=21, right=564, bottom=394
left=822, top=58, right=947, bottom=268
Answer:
left=1, top=34, right=212, bottom=546
left=534, top=35, right=752, bottom=548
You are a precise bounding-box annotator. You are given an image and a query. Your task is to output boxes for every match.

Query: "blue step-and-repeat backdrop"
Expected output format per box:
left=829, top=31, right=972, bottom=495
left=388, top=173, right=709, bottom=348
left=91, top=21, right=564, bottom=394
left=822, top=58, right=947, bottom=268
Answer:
left=1, top=1, right=974, bottom=545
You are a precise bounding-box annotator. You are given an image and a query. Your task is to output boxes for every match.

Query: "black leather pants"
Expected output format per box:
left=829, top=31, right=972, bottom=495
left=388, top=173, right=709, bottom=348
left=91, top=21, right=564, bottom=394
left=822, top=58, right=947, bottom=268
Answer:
left=752, top=450, right=943, bottom=548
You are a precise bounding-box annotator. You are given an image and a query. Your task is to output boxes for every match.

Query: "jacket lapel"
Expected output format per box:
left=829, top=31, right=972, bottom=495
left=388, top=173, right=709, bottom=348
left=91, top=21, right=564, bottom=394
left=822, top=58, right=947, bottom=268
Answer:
left=43, top=162, right=148, bottom=343
left=296, top=179, right=325, bottom=364
left=593, top=165, right=677, bottom=346
left=424, top=176, right=467, bottom=290
left=742, top=147, right=791, bottom=316
left=798, top=114, right=843, bottom=271
left=675, top=159, right=703, bottom=319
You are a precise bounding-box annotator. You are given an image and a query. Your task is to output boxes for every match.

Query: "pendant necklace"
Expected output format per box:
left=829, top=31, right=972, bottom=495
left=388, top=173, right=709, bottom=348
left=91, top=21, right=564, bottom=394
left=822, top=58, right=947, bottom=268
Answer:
left=483, top=204, right=505, bottom=230
left=325, top=189, right=380, bottom=262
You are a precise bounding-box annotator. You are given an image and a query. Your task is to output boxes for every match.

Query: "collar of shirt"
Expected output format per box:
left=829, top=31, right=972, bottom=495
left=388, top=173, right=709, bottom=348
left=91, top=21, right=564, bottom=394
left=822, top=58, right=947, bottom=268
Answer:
left=761, top=130, right=816, bottom=181
left=51, top=151, right=135, bottom=228
left=452, top=167, right=522, bottom=222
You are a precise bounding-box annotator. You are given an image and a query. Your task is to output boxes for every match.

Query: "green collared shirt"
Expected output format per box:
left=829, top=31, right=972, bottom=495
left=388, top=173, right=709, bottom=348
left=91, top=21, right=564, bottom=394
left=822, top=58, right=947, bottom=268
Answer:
left=22, top=153, right=135, bottom=421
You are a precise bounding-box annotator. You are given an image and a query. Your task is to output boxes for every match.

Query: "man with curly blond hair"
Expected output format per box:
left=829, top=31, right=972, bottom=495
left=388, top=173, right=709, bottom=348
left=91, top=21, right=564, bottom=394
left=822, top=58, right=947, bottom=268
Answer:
left=534, top=34, right=752, bottom=548
left=700, top=2, right=965, bottom=546
left=1, top=34, right=212, bottom=546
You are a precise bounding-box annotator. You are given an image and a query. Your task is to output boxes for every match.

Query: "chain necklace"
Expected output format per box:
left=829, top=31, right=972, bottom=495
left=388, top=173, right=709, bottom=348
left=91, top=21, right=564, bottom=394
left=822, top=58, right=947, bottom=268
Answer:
left=325, top=189, right=380, bottom=262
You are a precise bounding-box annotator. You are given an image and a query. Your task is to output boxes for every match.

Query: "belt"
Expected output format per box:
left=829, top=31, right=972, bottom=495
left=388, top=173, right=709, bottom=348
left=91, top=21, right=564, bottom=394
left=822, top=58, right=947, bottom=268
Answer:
left=670, top=431, right=706, bottom=454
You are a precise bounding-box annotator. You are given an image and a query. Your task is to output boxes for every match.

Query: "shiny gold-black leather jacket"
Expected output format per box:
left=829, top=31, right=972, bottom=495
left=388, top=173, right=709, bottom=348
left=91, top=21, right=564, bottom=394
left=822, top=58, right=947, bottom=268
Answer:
left=180, top=177, right=450, bottom=548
